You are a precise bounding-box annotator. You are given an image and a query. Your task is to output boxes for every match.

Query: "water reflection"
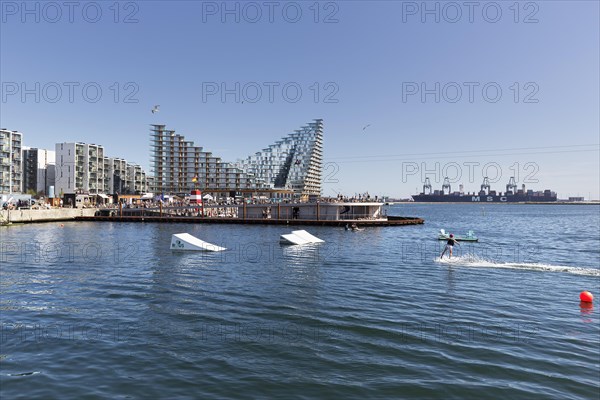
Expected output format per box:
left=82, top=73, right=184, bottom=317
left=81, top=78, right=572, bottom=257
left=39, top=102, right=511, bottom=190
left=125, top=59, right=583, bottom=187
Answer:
left=280, top=243, right=323, bottom=266
left=445, top=266, right=456, bottom=295
left=579, top=301, right=594, bottom=323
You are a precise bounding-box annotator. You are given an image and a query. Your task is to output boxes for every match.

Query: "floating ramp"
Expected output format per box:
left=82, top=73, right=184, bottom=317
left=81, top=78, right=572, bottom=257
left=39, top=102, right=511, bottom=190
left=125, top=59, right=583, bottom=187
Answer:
left=280, top=230, right=324, bottom=245
left=170, top=233, right=226, bottom=252
left=291, top=230, right=324, bottom=243
left=280, top=234, right=312, bottom=245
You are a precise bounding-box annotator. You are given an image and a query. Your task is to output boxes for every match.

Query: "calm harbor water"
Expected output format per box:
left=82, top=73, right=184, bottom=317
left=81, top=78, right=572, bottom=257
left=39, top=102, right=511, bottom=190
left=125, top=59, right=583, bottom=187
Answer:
left=1, top=204, right=599, bottom=399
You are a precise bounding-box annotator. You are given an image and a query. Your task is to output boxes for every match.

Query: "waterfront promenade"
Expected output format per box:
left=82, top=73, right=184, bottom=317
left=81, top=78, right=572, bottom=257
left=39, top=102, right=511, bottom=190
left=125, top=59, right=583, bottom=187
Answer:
left=1, top=208, right=97, bottom=224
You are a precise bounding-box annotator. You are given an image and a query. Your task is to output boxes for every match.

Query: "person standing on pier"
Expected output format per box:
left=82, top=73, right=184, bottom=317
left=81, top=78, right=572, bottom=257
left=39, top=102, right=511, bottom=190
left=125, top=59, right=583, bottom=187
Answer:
left=440, top=234, right=460, bottom=259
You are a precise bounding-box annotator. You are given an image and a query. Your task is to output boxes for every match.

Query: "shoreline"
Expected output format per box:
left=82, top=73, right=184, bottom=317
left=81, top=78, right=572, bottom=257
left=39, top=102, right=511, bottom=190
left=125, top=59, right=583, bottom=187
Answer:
left=1, top=208, right=97, bottom=225
left=74, top=215, right=424, bottom=227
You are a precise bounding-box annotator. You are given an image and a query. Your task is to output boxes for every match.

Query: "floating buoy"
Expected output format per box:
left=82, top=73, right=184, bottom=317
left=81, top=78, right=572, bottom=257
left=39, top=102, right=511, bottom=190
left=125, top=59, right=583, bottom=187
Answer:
left=580, top=291, right=594, bottom=303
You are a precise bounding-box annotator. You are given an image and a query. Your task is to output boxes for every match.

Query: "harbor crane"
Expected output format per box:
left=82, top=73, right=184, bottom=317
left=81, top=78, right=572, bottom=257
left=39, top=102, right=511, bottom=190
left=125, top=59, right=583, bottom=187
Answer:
left=442, top=177, right=451, bottom=195
left=480, top=177, right=491, bottom=195
left=506, top=177, right=518, bottom=195
left=423, top=177, right=432, bottom=195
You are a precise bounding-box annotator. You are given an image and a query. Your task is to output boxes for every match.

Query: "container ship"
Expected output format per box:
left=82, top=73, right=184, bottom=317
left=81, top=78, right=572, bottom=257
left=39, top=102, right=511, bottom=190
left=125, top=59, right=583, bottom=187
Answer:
left=411, top=177, right=557, bottom=203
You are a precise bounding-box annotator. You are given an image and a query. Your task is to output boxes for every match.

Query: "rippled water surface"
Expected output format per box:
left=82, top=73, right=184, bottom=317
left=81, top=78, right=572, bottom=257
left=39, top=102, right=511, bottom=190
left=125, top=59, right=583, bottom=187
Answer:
left=1, top=204, right=599, bottom=399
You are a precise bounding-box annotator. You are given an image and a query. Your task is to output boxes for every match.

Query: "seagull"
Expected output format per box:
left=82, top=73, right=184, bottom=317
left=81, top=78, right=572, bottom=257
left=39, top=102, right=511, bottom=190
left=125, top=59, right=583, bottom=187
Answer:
left=362, top=124, right=371, bottom=131
left=151, top=105, right=160, bottom=114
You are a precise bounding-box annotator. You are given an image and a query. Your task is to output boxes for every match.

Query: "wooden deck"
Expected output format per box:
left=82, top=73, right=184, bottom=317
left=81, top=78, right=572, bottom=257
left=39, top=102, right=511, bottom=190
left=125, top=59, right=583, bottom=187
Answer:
left=75, top=215, right=424, bottom=227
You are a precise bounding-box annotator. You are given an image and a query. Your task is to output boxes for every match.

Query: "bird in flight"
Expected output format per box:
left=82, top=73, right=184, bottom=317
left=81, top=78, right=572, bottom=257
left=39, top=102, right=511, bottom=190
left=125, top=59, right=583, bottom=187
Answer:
left=151, top=105, right=160, bottom=114
left=362, top=124, right=371, bottom=131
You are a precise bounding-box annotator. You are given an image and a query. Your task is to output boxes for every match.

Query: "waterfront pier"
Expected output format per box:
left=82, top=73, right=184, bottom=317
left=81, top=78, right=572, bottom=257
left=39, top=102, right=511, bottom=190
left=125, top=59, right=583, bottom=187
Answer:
left=76, top=202, right=424, bottom=227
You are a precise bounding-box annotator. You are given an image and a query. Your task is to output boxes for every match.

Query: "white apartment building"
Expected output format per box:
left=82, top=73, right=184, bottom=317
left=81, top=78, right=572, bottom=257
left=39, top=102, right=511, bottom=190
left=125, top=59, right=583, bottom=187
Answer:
left=107, top=157, right=128, bottom=194
left=0, top=129, right=23, bottom=194
left=55, top=142, right=105, bottom=195
left=127, top=163, right=147, bottom=194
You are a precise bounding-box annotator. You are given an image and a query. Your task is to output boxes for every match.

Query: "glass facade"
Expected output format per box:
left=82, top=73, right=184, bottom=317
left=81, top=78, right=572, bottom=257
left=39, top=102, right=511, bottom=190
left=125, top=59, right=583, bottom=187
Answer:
left=235, top=119, right=323, bottom=198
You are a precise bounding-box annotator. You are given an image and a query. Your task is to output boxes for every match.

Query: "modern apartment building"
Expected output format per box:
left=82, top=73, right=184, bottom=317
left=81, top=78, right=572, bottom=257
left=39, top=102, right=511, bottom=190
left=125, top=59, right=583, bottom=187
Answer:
left=0, top=129, right=23, bottom=194
left=126, top=163, right=147, bottom=194
left=22, top=147, right=56, bottom=195
left=105, top=157, right=128, bottom=194
left=146, top=176, right=155, bottom=193
left=150, top=119, right=323, bottom=198
left=102, top=156, right=112, bottom=194
left=150, top=125, right=263, bottom=194
left=55, top=143, right=105, bottom=195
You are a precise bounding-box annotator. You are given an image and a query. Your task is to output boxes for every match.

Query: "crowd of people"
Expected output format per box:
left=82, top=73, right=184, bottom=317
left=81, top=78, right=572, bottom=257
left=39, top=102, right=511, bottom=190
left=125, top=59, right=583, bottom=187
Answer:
left=2, top=199, right=52, bottom=210
left=3, top=192, right=385, bottom=212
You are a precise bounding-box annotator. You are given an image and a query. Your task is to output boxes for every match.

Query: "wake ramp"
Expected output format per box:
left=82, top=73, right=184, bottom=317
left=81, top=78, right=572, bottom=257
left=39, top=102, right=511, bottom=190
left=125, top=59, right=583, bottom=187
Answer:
left=280, top=230, right=324, bottom=245
left=170, top=233, right=226, bottom=252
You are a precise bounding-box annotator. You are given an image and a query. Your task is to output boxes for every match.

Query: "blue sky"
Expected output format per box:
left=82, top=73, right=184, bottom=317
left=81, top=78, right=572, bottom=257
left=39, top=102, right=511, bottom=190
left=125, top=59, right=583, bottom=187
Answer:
left=1, top=1, right=599, bottom=199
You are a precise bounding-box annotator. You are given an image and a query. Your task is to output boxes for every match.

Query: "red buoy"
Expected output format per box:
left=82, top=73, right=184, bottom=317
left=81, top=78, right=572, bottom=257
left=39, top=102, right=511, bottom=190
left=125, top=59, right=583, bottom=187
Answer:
left=580, top=291, right=594, bottom=303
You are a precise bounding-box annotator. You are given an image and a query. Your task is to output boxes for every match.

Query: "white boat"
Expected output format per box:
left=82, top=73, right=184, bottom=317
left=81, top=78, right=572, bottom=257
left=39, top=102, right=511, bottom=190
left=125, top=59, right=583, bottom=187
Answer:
left=170, top=233, right=226, bottom=251
left=280, top=230, right=324, bottom=245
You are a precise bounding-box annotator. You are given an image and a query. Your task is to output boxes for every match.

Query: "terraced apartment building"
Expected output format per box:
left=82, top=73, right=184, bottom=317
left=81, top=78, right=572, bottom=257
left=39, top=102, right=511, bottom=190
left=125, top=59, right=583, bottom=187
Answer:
left=150, top=119, right=323, bottom=199
left=234, top=119, right=323, bottom=198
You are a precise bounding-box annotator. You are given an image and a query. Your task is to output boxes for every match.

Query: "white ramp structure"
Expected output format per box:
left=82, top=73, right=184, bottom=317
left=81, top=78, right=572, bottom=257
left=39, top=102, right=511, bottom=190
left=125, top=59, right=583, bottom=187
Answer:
left=292, top=230, right=325, bottom=243
left=170, top=233, right=226, bottom=252
left=280, top=230, right=324, bottom=245
left=280, top=234, right=311, bottom=245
